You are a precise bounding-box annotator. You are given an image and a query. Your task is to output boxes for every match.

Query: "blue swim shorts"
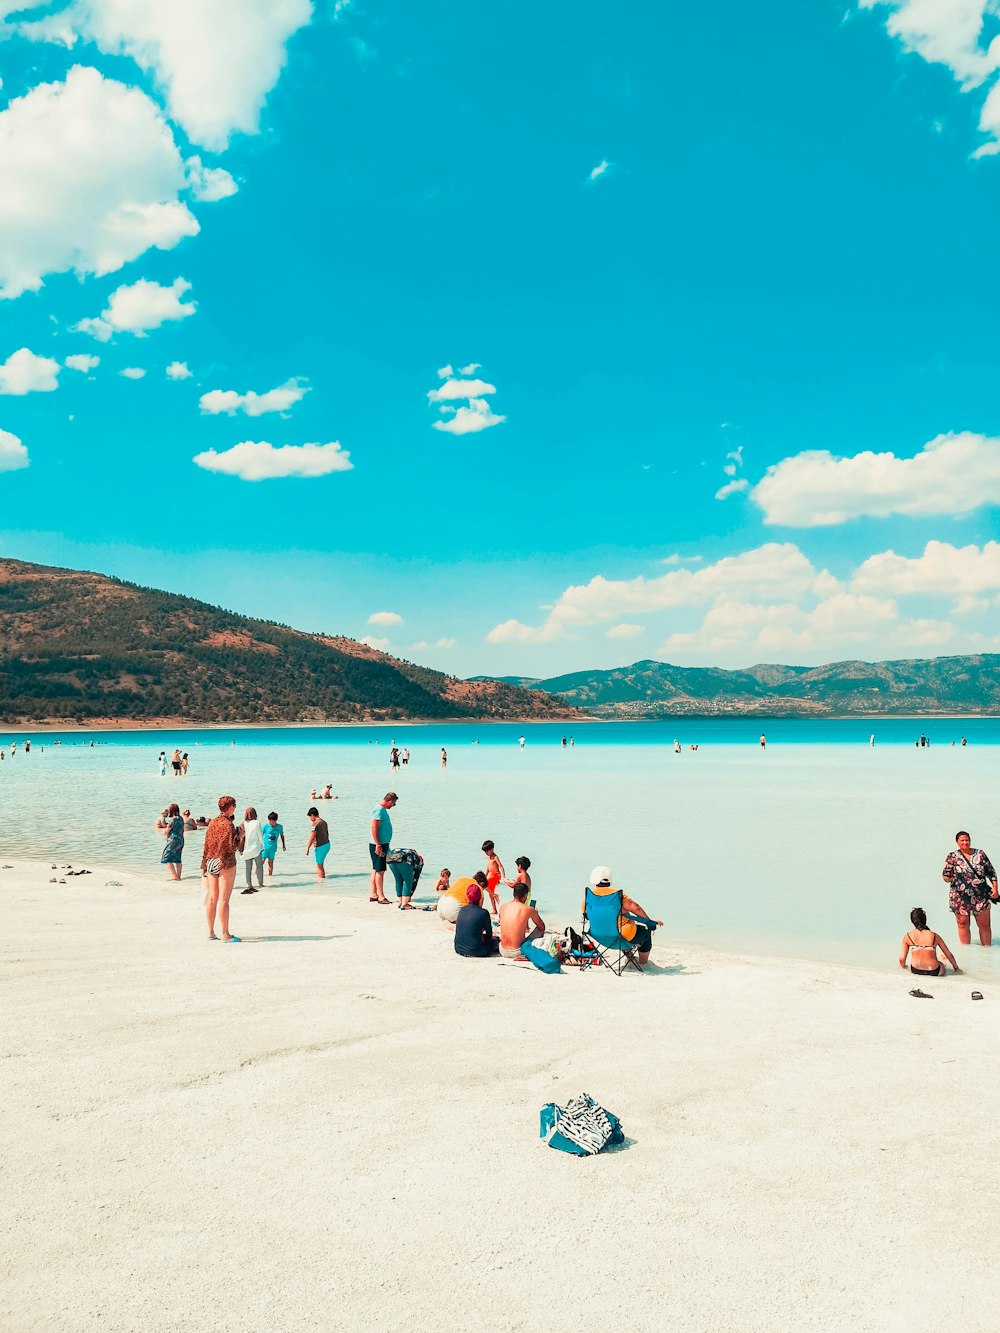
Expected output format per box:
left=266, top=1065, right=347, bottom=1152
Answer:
left=314, top=842, right=330, bottom=866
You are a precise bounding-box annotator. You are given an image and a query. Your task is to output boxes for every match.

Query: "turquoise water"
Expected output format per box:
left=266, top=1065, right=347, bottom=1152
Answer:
left=2, top=719, right=998, bottom=979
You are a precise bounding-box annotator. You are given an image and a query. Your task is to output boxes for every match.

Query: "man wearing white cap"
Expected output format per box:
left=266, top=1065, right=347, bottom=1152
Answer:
left=588, top=865, right=662, bottom=966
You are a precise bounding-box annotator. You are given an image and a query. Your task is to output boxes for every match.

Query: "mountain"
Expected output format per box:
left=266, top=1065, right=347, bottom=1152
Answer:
left=0, top=559, right=578, bottom=725
left=507, top=656, right=1000, bottom=717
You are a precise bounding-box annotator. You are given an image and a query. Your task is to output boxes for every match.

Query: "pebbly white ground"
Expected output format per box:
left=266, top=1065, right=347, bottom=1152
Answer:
left=3, top=859, right=999, bottom=1333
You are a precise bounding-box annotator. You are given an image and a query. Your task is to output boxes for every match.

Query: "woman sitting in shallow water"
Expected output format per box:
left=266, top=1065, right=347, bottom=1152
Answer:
left=899, top=907, right=960, bottom=978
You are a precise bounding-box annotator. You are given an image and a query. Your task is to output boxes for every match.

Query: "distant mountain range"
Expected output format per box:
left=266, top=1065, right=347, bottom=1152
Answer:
left=0, top=559, right=577, bottom=725
left=479, top=656, right=1000, bottom=717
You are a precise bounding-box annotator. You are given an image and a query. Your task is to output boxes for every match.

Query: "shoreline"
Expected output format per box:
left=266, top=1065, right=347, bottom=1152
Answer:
left=4, top=855, right=1000, bottom=1330
left=1, top=710, right=998, bottom=733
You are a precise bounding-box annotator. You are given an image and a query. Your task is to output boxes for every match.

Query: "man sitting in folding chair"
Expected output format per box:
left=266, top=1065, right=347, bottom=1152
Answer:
left=578, top=865, right=662, bottom=972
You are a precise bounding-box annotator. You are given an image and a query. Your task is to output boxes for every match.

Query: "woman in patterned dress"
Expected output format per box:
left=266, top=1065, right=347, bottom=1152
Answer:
left=942, top=830, right=998, bottom=947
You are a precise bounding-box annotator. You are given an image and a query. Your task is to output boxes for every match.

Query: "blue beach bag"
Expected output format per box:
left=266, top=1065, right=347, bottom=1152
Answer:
left=540, top=1093, right=624, bottom=1156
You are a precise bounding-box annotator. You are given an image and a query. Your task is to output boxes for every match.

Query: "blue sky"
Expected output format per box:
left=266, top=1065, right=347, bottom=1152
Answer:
left=1, top=0, right=999, bottom=677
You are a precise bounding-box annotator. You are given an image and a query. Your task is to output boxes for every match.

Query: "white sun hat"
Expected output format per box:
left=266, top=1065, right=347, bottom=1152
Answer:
left=589, top=865, right=613, bottom=887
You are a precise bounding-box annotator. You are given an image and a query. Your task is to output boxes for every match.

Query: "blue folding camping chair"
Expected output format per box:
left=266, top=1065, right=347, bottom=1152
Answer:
left=570, top=886, right=651, bottom=975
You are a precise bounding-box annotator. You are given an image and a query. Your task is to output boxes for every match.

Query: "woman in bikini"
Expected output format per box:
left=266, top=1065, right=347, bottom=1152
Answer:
left=899, top=907, right=960, bottom=978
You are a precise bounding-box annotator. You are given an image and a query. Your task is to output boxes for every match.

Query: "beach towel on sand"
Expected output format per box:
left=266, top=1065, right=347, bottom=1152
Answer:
left=540, top=1093, right=624, bottom=1156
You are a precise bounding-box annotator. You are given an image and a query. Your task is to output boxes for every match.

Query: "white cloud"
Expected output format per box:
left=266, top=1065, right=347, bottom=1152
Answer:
left=750, top=431, right=1000, bottom=526
left=433, top=398, right=506, bottom=435
left=458, top=362, right=481, bottom=375
left=486, top=619, right=569, bottom=645
left=74, top=277, right=196, bottom=341
left=199, top=378, right=308, bottom=416
left=368, top=611, right=403, bottom=626
left=332, top=0, right=353, bottom=18
left=165, top=360, right=192, bottom=380
left=427, top=377, right=497, bottom=402
left=851, top=540, right=1000, bottom=596
left=858, top=1, right=1000, bottom=86
left=0, top=348, right=61, bottom=394
left=715, top=478, right=749, bottom=501
left=587, top=159, right=613, bottom=183
left=606, top=623, right=645, bottom=639
left=193, top=438, right=353, bottom=481
left=64, top=353, right=100, bottom=373
left=436, top=364, right=454, bottom=379
left=860, top=1, right=1000, bottom=152
left=120, top=367, right=146, bottom=379
left=542, top=543, right=833, bottom=629
left=184, top=155, right=238, bottom=202
left=435, top=637, right=456, bottom=649
left=359, top=635, right=389, bottom=651
left=0, top=66, right=198, bottom=299
left=12, top=0, right=314, bottom=151
left=0, top=427, right=29, bottom=471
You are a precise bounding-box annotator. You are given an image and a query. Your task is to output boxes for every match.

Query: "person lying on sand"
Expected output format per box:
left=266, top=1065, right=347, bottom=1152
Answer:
left=899, top=906, right=960, bottom=978
left=499, top=884, right=545, bottom=960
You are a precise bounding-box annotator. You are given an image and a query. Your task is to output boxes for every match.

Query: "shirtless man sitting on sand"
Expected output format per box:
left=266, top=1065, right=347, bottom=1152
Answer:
left=499, top=884, right=545, bottom=960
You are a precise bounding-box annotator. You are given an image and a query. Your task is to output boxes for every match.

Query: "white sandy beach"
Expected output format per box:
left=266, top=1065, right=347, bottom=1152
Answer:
left=4, top=858, right=1000, bottom=1333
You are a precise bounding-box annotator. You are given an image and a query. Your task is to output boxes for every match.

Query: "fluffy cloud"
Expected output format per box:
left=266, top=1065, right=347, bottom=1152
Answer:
left=0, top=67, right=199, bottom=299
left=860, top=2, right=1000, bottom=152
left=750, top=431, right=1000, bottom=526
left=185, top=155, right=238, bottom=202
left=120, top=367, right=146, bottom=379
left=199, top=378, right=308, bottom=416
left=11, top=0, right=314, bottom=151
left=486, top=619, right=569, bottom=645
left=433, top=398, right=506, bottom=435
left=486, top=538, right=1000, bottom=665
left=193, top=439, right=353, bottom=481
left=427, top=365, right=505, bottom=435
left=64, top=354, right=100, bottom=373
left=0, top=427, right=29, bottom=471
left=165, top=361, right=192, bottom=380
left=0, top=348, right=61, bottom=394
left=539, top=543, right=833, bottom=630
left=859, top=1, right=1000, bottom=86
left=359, top=635, right=390, bottom=651
left=74, top=278, right=196, bottom=341
left=368, top=611, right=403, bottom=626
left=426, top=377, right=497, bottom=403
left=852, top=540, right=1000, bottom=596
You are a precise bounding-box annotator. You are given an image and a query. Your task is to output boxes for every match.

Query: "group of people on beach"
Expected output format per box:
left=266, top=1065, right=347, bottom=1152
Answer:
left=897, top=829, right=998, bottom=992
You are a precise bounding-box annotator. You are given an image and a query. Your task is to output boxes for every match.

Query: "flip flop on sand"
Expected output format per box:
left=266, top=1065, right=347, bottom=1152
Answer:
left=972, top=991, right=984, bottom=1001
left=222, top=935, right=241, bottom=943
left=909, top=988, right=934, bottom=999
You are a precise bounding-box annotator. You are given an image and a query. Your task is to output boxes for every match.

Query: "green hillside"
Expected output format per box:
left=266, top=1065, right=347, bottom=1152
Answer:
left=0, top=559, right=578, bottom=725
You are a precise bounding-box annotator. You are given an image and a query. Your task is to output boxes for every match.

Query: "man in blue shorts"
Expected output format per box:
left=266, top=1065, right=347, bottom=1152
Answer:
left=306, top=806, right=330, bottom=879
left=369, top=791, right=397, bottom=904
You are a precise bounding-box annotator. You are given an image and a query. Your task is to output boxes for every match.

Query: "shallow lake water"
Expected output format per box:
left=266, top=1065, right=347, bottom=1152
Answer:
left=2, top=718, right=998, bottom=980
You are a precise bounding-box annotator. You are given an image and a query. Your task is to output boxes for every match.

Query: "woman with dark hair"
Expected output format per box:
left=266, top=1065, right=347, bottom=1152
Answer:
left=899, top=907, right=960, bottom=978
left=942, top=830, right=998, bottom=946
left=201, top=796, right=240, bottom=942
left=160, top=802, right=184, bottom=881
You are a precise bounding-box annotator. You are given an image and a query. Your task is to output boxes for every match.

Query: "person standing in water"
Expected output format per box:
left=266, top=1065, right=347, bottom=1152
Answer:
left=481, top=840, right=505, bottom=915
left=306, top=806, right=331, bottom=880
left=261, top=812, right=286, bottom=875
left=440, top=748, right=447, bottom=769
left=942, top=830, right=998, bottom=946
